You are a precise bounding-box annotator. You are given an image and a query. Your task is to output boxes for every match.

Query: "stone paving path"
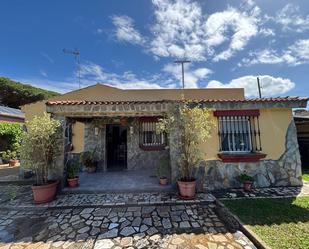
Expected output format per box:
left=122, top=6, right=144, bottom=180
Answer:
left=0, top=185, right=215, bottom=209
left=212, top=182, right=309, bottom=200
left=0, top=203, right=256, bottom=249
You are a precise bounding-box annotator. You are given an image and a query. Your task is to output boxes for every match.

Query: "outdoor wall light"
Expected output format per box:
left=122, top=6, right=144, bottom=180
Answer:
left=94, top=127, right=99, bottom=136
left=130, top=126, right=134, bottom=135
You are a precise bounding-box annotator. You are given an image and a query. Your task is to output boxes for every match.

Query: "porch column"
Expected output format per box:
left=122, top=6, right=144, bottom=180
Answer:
left=49, top=115, right=69, bottom=188
left=169, top=119, right=182, bottom=183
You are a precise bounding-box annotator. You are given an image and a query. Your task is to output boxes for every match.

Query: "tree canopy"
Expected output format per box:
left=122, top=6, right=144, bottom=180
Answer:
left=0, top=77, right=59, bottom=108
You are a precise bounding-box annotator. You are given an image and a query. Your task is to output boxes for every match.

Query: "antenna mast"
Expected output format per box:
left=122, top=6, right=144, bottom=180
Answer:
left=63, top=48, right=81, bottom=89
left=257, top=77, right=262, bottom=98
left=174, top=60, right=191, bottom=89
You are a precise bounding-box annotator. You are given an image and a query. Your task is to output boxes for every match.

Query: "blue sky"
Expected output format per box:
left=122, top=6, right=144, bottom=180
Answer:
left=0, top=0, right=308, bottom=98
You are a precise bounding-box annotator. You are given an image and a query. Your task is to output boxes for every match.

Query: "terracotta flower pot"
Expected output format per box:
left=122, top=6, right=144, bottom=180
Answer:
left=243, top=181, right=253, bottom=191
left=178, top=179, right=196, bottom=199
left=32, top=181, right=59, bottom=204
left=159, top=176, right=168, bottom=186
left=87, top=166, right=96, bottom=173
left=9, top=159, right=19, bottom=167
left=67, top=177, right=79, bottom=188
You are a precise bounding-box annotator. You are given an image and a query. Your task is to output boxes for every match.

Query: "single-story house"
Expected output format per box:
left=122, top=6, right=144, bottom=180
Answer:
left=0, top=106, right=25, bottom=123
left=21, top=84, right=308, bottom=191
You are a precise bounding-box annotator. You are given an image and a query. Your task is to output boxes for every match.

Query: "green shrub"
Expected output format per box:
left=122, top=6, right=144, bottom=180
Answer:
left=156, top=157, right=169, bottom=178
left=0, top=123, right=22, bottom=151
left=67, top=161, right=80, bottom=178
left=0, top=123, right=22, bottom=162
left=79, top=150, right=97, bottom=168
left=239, top=173, right=254, bottom=182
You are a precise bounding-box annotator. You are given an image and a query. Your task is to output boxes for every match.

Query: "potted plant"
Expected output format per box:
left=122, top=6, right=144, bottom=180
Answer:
left=239, top=173, right=254, bottom=191
left=67, top=161, right=80, bottom=187
left=80, top=150, right=97, bottom=173
left=156, top=158, right=169, bottom=185
left=1, top=150, right=19, bottom=166
left=20, top=113, right=61, bottom=204
left=158, top=101, right=215, bottom=199
left=8, top=150, right=19, bottom=167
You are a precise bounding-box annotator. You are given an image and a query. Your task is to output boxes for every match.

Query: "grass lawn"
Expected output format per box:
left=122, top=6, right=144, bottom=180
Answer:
left=223, top=197, right=309, bottom=249
left=303, top=170, right=309, bottom=182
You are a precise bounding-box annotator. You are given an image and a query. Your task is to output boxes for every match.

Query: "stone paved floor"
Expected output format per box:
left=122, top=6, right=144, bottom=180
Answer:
left=62, top=170, right=174, bottom=193
left=0, top=203, right=256, bottom=249
left=212, top=182, right=309, bottom=199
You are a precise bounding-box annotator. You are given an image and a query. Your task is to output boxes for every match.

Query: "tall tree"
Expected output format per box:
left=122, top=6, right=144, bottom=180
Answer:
left=0, top=77, right=59, bottom=108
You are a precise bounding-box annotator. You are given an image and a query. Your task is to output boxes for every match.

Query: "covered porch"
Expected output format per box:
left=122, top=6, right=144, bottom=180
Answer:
left=46, top=100, right=179, bottom=192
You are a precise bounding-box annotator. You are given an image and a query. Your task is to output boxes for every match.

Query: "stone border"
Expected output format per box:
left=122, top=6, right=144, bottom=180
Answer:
left=215, top=199, right=271, bottom=249
left=0, top=179, right=35, bottom=185
left=0, top=192, right=216, bottom=211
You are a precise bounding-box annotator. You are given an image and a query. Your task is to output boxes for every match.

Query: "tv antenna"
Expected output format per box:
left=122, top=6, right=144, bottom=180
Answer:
left=63, top=48, right=81, bottom=89
left=174, top=60, right=191, bottom=89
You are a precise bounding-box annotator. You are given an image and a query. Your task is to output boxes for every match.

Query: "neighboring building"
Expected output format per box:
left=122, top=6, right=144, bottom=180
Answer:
left=22, top=84, right=308, bottom=190
left=0, top=106, right=25, bottom=123
left=294, top=110, right=309, bottom=169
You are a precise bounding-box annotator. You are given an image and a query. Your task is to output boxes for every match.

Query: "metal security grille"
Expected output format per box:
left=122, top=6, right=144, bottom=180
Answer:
left=139, top=121, right=165, bottom=146
left=217, top=115, right=262, bottom=152
left=139, top=119, right=166, bottom=149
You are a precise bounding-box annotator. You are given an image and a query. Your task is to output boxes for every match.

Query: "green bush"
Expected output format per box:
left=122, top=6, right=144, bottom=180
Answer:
left=0, top=123, right=22, bottom=160
left=239, top=173, right=254, bottom=182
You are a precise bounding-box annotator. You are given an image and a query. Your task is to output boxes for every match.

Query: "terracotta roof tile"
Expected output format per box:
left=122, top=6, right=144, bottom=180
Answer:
left=46, top=97, right=308, bottom=106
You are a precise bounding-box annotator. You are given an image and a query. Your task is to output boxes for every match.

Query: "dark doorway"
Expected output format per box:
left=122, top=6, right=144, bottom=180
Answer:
left=106, top=124, right=127, bottom=170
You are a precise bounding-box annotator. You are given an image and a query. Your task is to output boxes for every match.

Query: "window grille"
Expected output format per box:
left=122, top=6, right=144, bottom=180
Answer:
left=215, top=110, right=262, bottom=153
left=139, top=117, right=166, bottom=150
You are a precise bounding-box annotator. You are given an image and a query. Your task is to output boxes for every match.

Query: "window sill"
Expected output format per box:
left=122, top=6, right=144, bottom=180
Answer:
left=139, top=145, right=166, bottom=151
left=217, top=152, right=267, bottom=162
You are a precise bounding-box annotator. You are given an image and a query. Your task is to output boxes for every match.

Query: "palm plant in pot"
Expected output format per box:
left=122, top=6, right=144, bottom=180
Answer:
left=80, top=150, right=97, bottom=173
left=156, top=158, right=169, bottom=185
left=239, top=173, right=254, bottom=191
left=158, top=101, right=215, bottom=199
left=67, top=160, right=80, bottom=187
left=20, top=113, right=61, bottom=204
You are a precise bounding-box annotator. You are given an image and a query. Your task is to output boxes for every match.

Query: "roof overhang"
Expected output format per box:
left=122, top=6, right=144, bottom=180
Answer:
left=46, top=97, right=308, bottom=117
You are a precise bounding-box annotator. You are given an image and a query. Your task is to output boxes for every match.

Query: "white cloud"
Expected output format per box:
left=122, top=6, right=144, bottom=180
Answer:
left=40, top=52, right=54, bottom=64
left=111, top=15, right=145, bottom=45
left=274, top=4, right=309, bottom=33
left=39, top=70, right=48, bottom=77
left=163, top=63, right=212, bottom=88
left=15, top=78, right=78, bottom=93
left=149, top=0, right=207, bottom=60
left=79, top=61, right=173, bottom=89
left=207, top=75, right=295, bottom=97
left=207, top=6, right=261, bottom=61
left=109, top=0, right=262, bottom=62
left=259, top=28, right=275, bottom=37
left=79, top=61, right=211, bottom=89
left=240, top=39, right=309, bottom=66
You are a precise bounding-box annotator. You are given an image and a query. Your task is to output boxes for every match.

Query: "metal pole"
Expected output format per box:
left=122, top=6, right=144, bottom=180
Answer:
left=174, top=60, right=191, bottom=89
left=181, top=63, right=185, bottom=89
left=63, top=48, right=81, bottom=89
left=257, top=77, right=262, bottom=98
